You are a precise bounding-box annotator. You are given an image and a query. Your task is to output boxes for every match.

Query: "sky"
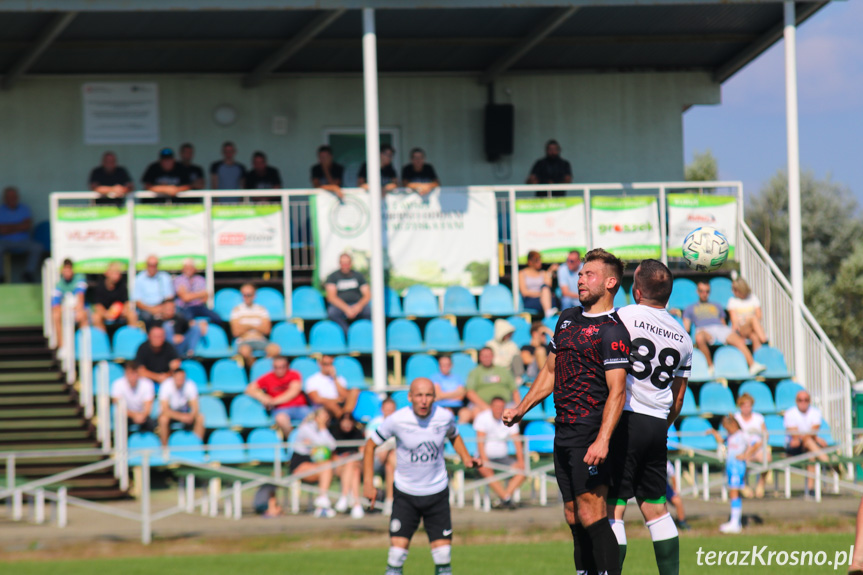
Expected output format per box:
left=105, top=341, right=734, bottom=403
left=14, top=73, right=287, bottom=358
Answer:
left=684, top=0, right=863, bottom=202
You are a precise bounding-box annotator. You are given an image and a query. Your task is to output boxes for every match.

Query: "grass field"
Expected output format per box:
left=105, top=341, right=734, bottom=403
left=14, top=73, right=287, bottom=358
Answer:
left=3, top=532, right=856, bottom=574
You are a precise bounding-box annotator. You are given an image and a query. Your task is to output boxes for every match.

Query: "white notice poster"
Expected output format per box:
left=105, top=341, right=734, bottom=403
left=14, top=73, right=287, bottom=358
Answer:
left=82, top=82, right=159, bottom=144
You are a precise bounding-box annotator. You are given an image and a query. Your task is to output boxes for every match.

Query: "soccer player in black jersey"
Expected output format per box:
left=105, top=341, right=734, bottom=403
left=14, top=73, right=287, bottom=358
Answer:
left=504, top=248, right=630, bottom=575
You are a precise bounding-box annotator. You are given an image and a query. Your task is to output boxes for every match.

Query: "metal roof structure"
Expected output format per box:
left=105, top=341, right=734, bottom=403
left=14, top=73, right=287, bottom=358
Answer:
left=0, top=0, right=828, bottom=89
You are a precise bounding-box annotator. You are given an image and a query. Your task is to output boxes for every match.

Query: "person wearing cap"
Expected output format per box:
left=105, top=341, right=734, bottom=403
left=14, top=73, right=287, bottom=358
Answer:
left=141, top=148, right=192, bottom=197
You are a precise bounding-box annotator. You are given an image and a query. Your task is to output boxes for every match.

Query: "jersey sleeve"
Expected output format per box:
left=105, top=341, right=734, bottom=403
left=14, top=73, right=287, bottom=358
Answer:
left=601, top=322, right=631, bottom=371
left=445, top=414, right=459, bottom=440
left=674, top=339, right=694, bottom=378
left=371, top=414, right=394, bottom=445
left=548, top=311, right=569, bottom=354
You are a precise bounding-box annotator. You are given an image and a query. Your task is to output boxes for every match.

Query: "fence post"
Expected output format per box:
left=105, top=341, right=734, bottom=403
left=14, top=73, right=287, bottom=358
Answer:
left=97, top=361, right=111, bottom=452
left=814, top=463, right=821, bottom=502
left=63, top=295, right=76, bottom=384
left=233, top=481, right=242, bottom=520
left=57, top=487, right=67, bottom=527
left=291, top=480, right=300, bottom=514
left=702, top=462, right=710, bottom=502
left=12, top=489, right=22, bottom=520
left=141, top=452, right=151, bottom=545
left=6, top=454, right=15, bottom=506
left=208, top=478, right=220, bottom=518
left=34, top=489, right=45, bottom=524
left=186, top=474, right=195, bottom=513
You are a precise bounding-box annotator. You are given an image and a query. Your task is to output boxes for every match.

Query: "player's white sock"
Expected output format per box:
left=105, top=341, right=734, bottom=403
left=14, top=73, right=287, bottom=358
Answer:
left=609, top=519, right=627, bottom=565
left=386, top=546, right=408, bottom=574
left=646, top=513, right=679, bottom=575
left=431, top=544, right=452, bottom=574
left=730, top=497, right=742, bottom=526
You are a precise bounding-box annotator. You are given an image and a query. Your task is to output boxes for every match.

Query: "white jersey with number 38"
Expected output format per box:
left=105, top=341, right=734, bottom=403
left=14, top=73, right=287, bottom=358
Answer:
left=616, top=304, right=693, bottom=420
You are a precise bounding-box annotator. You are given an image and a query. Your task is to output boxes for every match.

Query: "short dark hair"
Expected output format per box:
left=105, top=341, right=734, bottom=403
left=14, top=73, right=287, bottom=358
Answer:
left=252, top=151, right=266, bottom=161
left=697, top=280, right=710, bottom=289
left=317, top=145, right=333, bottom=155
left=527, top=250, right=541, bottom=262
left=545, top=139, right=560, bottom=149
left=382, top=397, right=396, bottom=407
left=380, top=144, right=394, bottom=154
left=410, top=147, right=425, bottom=157
left=124, top=360, right=140, bottom=371
left=584, top=248, right=625, bottom=293
left=172, top=367, right=186, bottom=375
left=240, top=282, right=256, bottom=291
left=634, top=259, right=673, bottom=305
left=490, top=396, right=506, bottom=404
left=222, top=141, right=235, bottom=149
left=180, top=143, right=193, bottom=151
left=530, top=321, right=544, bottom=334
left=62, top=258, right=74, bottom=267
left=520, top=345, right=535, bottom=354
left=479, top=346, right=493, bottom=355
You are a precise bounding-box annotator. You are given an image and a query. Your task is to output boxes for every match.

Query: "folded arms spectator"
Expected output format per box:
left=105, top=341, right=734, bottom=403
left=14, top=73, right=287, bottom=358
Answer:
left=132, top=255, right=175, bottom=328
left=305, top=354, right=360, bottom=419
left=135, top=325, right=181, bottom=384
left=519, top=250, right=559, bottom=319
left=465, top=347, right=520, bottom=421
left=311, top=145, right=345, bottom=200
left=142, top=148, right=192, bottom=197
left=210, top=141, right=246, bottom=191
left=245, top=151, right=283, bottom=190
left=401, top=147, right=439, bottom=195
left=526, top=139, right=572, bottom=197
left=245, top=356, right=310, bottom=437
left=90, top=261, right=137, bottom=331
left=174, top=258, right=222, bottom=325
left=0, top=186, right=43, bottom=283
left=157, top=368, right=204, bottom=447
left=230, top=283, right=280, bottom=367
left=89, top=151, right=134, bottom=201
left=178, top=143, right=206, bottom=190
left=325, top=253, right=372, bottom=334
left=110, top=361, right=155, bottom=431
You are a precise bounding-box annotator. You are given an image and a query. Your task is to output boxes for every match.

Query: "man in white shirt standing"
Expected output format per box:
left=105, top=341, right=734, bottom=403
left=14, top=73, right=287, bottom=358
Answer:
left=157, top=368, right=204, bottom=447
left=473, top=396, right=525, bottom=509
left=363, top=378, right=480, bottom=575
left=110, top=361, right=155, bottom=431
left=305, top=354, right=359, bottom=419
left=783, top=390, right=829, bottom=499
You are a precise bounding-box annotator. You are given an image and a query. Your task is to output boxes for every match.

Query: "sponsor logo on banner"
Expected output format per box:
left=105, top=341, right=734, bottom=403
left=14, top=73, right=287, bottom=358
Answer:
left=515, top=197, right=587, bottom=264
left=590, top=196, right=661, bottom=260
left=54, top=206, right=131, bottom=273
left=212, top=205, right=284, bottom=271
left=328, top=194, right=370, bottom=239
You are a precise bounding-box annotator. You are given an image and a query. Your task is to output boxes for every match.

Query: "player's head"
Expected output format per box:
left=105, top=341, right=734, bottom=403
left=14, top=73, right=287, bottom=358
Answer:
left=490, top=396, right=506, bottom=420
left=408, top=377, right=436, bottom=418
left=731, top=278, right=752, bottom=299
left=720, top=415, right=740, bottom=434
left=697, top=280, right=710, bottom=303
left=632, top=259, right=674, bottom=307
left=795, top=390, right=811, bottom=413
left=578, top=248, right=624, bottom=308
left=381, top=397, right=397, bottom=418
left=737, top=393, right=755, bottom=416
left=478, top=347, right=494, bottom=368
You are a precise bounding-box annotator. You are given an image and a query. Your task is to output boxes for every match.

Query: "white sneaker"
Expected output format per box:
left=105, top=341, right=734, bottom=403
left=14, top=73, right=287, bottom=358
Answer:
left=749, top=362, right=767, bottom=376
left=545, top=307, right=559, bottom=319
left=314, top=507, right=336, bottom=519
left=383, top=498, right=393, bottom=516
left=350, top=504, right=365, bottom=519
left=707, top=366, right=715, bottom=378
left=334, top=495, right=349, bottom=513
left=314, top=495, right=332, bottom=510
left=719, top=521, right=742, bottom=534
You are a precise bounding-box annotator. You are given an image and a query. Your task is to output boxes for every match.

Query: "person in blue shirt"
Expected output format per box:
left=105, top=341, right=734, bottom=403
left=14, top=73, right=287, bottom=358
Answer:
left=557, top=250, right=582, bottom=310
left=431, top=355, right=468, bottom=421
left=0, top=186, right=43, bottom=283
left=708, top=416, right=761, bottom=534
left=132, top=255, right=175, bottom=328
left=51, top=258, right=88, bottom=350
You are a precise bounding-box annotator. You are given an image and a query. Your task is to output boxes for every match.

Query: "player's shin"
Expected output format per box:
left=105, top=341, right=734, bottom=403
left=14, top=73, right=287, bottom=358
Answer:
left=609, top=517, right=627, bottom=566
left=431, top=544, right=452, bottom=575
left=646, top=513, right=679, bottom=575
left=586, top=519, right=621, bottom=575
left=386, top=546, right=408, bottom=575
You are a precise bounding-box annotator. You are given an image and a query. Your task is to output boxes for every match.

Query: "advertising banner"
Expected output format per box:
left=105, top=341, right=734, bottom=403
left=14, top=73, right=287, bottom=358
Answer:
left=667, top=194, right=737, bottom=258
left=53, top=206, right=131, bottom=273
left=134, top=204, right=206, bottom=271
left=515, top=197, right=587, bottom=264
left=590, top=195, right=661, bottom=260
left=212, top=204, right=284, bottom=271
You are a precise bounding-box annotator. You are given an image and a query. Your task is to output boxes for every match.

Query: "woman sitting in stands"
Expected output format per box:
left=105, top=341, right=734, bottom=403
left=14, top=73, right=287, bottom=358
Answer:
left=289, top=408, right=338, bottom=519
left=518, top=250, right=558, bottom=319
left=727, top=278, right=768, bottom=351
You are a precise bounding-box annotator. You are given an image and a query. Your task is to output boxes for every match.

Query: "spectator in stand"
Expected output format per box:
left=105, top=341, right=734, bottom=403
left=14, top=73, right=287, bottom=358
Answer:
left=304, top=354, right=360, bottom=419
left=244, top=151, right=283, bottom=190
left=230, top=283, right=280, bottom=367
left=110, top=361, right=155, bottom=431
left=245, top=356, right=310, bottom=437
left=253, top=484, right=282, bottom=518
left=465, top=347, right=520, bottom=421
left=519, top=346, right=539, bottom=384
left=473, top=396, right=526, bottom=509
left=526, top=139, right=572, bottom=197
left=665, top=460, right=690, bottom=530
left=290, top=408, right=338, bottom=518
left=486, top=319, right=524, bottom=379
left=364, top=397, right=397, bottom=516
left=557, top=250, right=582, bottom=310
left=734, top=393, right=770, bottom=498
left=401, top=147, right=439, bottom=195
left=431, top=355, right=467, bottom=419
left=330, top=413, right=366, bottom=519
left=88, top=151, right=134, bottom=201
left=51, top=258, right=88, bottom=350
left=142, top=148, right=192, bottom=197
left=682, top=281, right=766, bottom=377
left=135, top=325, right=181, bottom=384
left=157, top=368, right=204, bottom=447
left=325, top=253, right=371, bottom=334
left=132, top=255, right=175, bottom=328
left=519, top=250, right=559, bottom=319
left=784, top=390, right=830, bottom=499
left=311, top=145, right=345, bottom=200
left=528, top=321, right=552, bottom=370
left=0, top=186, right=42, bottom=283
left=727, top=278, right=768, bottom=352
left=90, top=261, right=137, bottom=331
left=357, top=144, right=399, bottom=193
left=178, top=143, right=205, bottom=190
left=173, top=259, right=222, bottom=325
left=210, top=141, right=246, bottom=191
left=161, top=301, right=202, bottom=358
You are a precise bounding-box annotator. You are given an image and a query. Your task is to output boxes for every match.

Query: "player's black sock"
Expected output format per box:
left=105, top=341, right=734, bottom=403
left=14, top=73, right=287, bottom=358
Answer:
left=569, top=523, right=597, bottom=574
left=586, top=519, right=621, bottom=575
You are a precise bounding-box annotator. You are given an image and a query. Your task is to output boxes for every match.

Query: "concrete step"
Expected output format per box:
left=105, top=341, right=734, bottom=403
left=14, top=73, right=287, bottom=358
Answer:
left=0, top=419, right=87, bottom=430
left=0, top=406, right=80, bottom=419
left=0, top=394, right=73, bottom=406
left=0, top=383, right=68, bottom=394
left=0, top=372, right=63, bottom=383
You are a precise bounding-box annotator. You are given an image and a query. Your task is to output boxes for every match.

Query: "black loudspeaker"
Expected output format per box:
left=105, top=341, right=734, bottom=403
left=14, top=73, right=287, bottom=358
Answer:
left=484, top=103, right=514, bottom=162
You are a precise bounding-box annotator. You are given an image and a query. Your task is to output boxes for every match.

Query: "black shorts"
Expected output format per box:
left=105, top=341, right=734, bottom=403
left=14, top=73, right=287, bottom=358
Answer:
left=553, top=441, right=611, bottom=501
left=785, top=444, right=805, bottom=457
left=390, top=486, right=452, bottom=543
left=608, top=411, right=668, bottom=505
left=290, top=452, right=312, bottom=472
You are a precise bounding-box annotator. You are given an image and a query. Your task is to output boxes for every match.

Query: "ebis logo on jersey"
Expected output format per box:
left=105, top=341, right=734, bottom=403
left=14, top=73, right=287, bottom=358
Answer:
left=582, top=325, right=599, bottom=337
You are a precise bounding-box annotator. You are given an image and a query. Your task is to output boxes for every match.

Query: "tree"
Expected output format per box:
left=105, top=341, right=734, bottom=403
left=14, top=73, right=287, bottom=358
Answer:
left=685, top=150, right=719, bottom=182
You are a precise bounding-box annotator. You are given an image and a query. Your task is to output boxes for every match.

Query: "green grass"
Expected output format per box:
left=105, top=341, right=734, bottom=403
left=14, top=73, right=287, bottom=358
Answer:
left=3, top=532, right=856, bottom=574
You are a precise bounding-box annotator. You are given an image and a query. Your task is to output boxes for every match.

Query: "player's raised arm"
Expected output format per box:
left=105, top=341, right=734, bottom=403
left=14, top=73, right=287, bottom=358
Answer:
left=667, top=376, right=689, bottom=429
left=449, top=434, right=481, bottom=469
left=502, top=351, right=555, bottom=427
left=584, top=367, right=626, bottom=466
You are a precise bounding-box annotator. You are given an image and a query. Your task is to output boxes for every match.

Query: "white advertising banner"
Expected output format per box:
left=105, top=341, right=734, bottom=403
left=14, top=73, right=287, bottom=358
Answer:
left=53, top=206, right=132, bottom=273
left=667, top=194, right=737, bottom=258
left=590, top=195, right=661, bottom=260
left=313, top=188, right=496, bottom=290
left=515, top=197, right=587, bottom=264
left=82, top=82, right=159, bottom=145
left=134, top=205, right=207, bottom=271
left=212, top=205, right=285, bottom=271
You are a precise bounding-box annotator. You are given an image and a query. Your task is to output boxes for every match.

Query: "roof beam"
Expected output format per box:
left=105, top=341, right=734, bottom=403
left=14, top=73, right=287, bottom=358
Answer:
left=480, top=7, right=578, bottom=85
left=242, top=9, right=345, bottom=88
left=1, top=11, right=76, bottom=90
left=713, top=1, right=826, bottom=83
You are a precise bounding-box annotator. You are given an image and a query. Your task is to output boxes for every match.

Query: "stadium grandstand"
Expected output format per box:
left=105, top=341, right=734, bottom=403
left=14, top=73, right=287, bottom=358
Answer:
left=0, top=0, right=860, bottom=560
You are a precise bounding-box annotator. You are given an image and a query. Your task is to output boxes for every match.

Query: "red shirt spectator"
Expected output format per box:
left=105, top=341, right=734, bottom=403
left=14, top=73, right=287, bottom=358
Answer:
left=245, top=357, right=311, bottom=436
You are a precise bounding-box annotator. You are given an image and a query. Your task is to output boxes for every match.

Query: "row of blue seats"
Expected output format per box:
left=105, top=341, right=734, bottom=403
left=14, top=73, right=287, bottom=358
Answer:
left=661, top=276, right=734, bottom=313
left=679, top=379, right=804, bottom=417
left=689, top=346, right=792, bottom=382
left=670, top=415, right=837, bottom=452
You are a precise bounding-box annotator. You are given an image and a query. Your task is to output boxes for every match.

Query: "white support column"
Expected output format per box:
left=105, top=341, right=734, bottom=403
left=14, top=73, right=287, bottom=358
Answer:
left=658, top=186, right=668, bottom=265
left=508, top=188, right=519, bottom=310
left=141, top=452, right=151, bottom=545
left=363, top=8, right=387, bottom=391
left=784, top=1, right=806, bottom=385
left=203, top=194, right=215, bottom=308
left=57, top=487, right=68, bottom=528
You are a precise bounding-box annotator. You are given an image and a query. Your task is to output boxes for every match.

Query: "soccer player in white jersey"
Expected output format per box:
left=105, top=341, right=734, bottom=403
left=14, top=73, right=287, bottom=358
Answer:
left=607, top=259, right=693, bottom=575
left=363, top=378, right=481, bottom=575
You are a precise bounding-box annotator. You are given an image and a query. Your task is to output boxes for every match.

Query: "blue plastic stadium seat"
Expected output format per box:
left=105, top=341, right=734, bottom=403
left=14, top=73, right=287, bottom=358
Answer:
left=688, top=349, right=712, bottom=383
left=462, top=317, right=494, bottom=350
left=347, top=319, right=373, bottom=354
left=403, top=285, right=440, bottom=318
left=291, top=286, right=327, bottom=321
left=775, top=380, right=805, bottom=412
left=76, top=328, right=113, bottom=361
left=712, top=346, right=751, bottom=381
left=737, top=380, right=776, bottom=414
left=391, top=390, right=410, bottom=410
left=405, top=354, right=439, bottom=384
left=385, top=287, right=404, bottom=318
left=519, top=385, right=546, bottom=421
left=698, top=382, right=736, bottom=416
left=112, top=326, right=147, bottom=361
left=543, top=394, right=556, bottom=420
left=450, top=352, right=476, bottom=381
left=506, top=316, right=531, bottom=348
left=543, top=315, right=558, bottom=333
left=443, top=286, right=478, bottom=317
left=479, top=284, right=517, bottom=316
left=709, top=277, right=734, bottom=308
left=292, top=357, right=320, bottom=383
left=208, top=429, right=248, bottom=464
left=168, top=430, right=207, bottom=463
left=214, top=288, right=242, bottom=321
left=753, top=346, right=792, bottom=379
left=181, top=359, right=210, bottom=394
left=334, top=355, right=367, bottom=389
left=680, top=386, right=699, bottom=416
left=424, top=318, right=462, bottom=352
left=764, top=414, right=787, bottom=448
left=668, top=278, right=698, bottom=312
left=128, top=432, right=165, bottom=467
left=210, top=358, right=248, bottom=394
left=444, top=423, right=478, bottom=457
left=353, top=390, right=382, bottom=424
left=613, top=289, right=628, bottom=309
left=667, top=423, right=680, bottom=450
left=255, top=287, right=286, bottom=322
left=819, top=419, right=838, bottom=446
left=249, top=357, right=274, bottom=383
left=198, top=395, right=229, bottom=429
left=678, top=417, right=718, bottom=451
left=309, top=320, right=348, bottom=355
left=247, top=428, right=286, bottom=463
left=524, top=421, right=555, bottom=454
left=229, top=395, right=270, bottom=428
left=270, top=322, right=308, bottom=357
left=386, top=319, right=425, bottom=353
left=194, top=324, right=234, bottom=358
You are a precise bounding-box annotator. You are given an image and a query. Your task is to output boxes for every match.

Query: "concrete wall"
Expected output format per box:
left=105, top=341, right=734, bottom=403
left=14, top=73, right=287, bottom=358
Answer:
left=0, top=72, right=719, bottom=222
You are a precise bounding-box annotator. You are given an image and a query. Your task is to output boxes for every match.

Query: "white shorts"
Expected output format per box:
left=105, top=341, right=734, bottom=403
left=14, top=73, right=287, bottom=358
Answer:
left=699, top=324, right=733, bottom=345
